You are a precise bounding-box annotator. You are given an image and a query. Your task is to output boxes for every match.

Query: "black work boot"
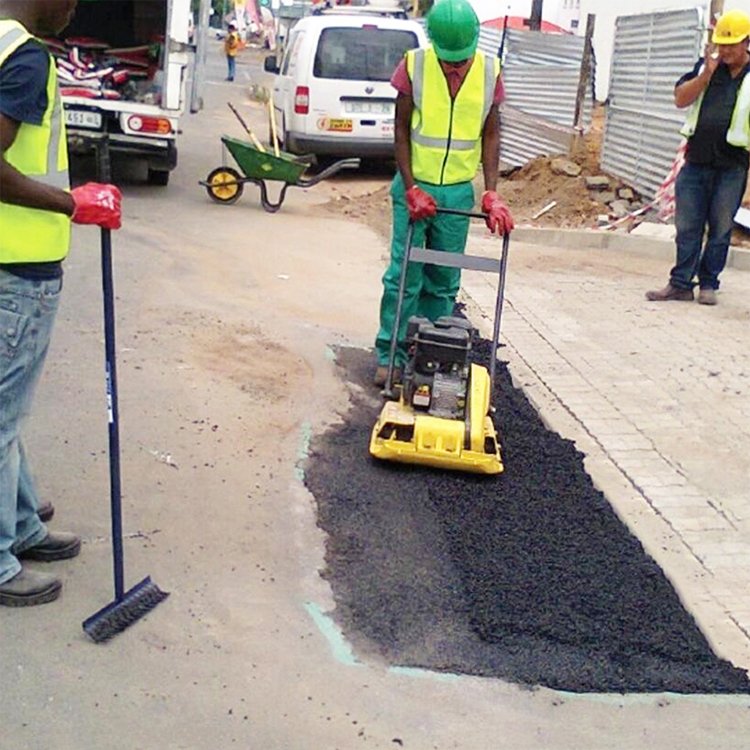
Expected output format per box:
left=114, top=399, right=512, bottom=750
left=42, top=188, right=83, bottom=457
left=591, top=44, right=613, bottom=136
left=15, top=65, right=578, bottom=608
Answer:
left=0, top=568, right=62, bottom=607
left=645, top=283, right=694, bottom=302
left=18, top=532, right=81, bottom=562
left=37, top=501, right=54, bottom=523
left=373, top=366, right=402, bottom=387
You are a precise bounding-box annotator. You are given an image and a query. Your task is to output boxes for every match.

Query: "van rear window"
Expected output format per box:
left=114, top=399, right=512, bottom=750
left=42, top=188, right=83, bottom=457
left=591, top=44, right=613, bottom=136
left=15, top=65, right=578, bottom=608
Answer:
left=313, top=28, right=419, bottom=81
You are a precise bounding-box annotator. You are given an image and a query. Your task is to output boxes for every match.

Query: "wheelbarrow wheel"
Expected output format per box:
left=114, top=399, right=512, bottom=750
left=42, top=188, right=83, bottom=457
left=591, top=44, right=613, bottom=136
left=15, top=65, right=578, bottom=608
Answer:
left=205, top=167, right=244, bottom=204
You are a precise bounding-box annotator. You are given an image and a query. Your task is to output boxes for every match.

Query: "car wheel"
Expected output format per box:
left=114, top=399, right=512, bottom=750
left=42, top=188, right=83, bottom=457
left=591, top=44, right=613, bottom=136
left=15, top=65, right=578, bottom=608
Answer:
left=147, top=168, right=170, bottom=186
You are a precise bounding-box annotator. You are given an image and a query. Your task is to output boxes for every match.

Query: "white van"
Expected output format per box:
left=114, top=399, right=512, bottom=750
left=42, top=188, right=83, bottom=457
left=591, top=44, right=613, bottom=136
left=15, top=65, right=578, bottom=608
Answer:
left=264, top=8, right=427, bottom=158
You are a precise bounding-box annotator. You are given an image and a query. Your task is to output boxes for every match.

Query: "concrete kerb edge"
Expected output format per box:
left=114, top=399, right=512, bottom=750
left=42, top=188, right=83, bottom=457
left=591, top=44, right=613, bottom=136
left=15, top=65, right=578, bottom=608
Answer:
left=458, top=291, right=750, bottom=671
left=475, top=226, right=750, bottom=272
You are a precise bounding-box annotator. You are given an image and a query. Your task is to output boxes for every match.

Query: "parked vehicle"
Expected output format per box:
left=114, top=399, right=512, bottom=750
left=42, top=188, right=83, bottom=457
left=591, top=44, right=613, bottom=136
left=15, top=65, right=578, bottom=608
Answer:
left=53, top=0, right=195, bottom=185
left=264, top=7, right=427, bottom=159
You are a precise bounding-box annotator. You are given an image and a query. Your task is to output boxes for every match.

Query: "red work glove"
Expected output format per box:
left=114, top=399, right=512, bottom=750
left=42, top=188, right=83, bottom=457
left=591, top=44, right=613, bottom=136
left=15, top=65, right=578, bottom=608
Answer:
left=405, top=185, right=437, bottom=221
left=481, top=191, right=514, bottom=235
left=71, top=182, right=122, bottom=230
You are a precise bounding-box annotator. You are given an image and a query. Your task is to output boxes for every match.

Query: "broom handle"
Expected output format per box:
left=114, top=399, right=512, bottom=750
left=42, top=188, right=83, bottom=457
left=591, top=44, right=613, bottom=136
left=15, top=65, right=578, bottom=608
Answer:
left=97, top=137, right=125, bottom=601
left=268, top=91, right=280, bottom=157
left=228, top=101, right=266, bottom=153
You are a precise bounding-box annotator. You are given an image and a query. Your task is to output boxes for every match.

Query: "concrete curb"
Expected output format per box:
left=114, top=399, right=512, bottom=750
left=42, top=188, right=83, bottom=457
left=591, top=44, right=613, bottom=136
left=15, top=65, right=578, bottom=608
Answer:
left=476, top=226, right=750, bottom=272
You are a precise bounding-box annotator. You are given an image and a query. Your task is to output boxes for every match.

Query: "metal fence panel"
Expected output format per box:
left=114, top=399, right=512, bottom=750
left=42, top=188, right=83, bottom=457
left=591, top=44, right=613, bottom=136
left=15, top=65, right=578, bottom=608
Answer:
left=601, top=8, right=703, bottom=199
left=499, top=29, right=593, bottom=167
left=416, top=24, right=593, bottom=168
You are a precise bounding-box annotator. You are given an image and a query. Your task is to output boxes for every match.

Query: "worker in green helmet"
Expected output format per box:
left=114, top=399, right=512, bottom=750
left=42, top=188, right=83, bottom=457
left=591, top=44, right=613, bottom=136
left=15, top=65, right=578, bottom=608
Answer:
left=373, top=0, right=513, bottom=386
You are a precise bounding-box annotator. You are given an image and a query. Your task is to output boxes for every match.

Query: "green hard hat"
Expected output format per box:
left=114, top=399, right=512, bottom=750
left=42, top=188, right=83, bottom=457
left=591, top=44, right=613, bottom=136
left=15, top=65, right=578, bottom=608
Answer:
left=426, top=0, right=480, bottom=62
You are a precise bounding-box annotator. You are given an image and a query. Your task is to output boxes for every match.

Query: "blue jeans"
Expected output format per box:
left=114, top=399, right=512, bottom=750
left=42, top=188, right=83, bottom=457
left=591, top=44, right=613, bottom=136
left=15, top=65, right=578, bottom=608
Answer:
left=671, top=161, right=747, bottom=290
left=0, top=270, right=62, bottom=584
left=227, top=55, right=236, bottom=80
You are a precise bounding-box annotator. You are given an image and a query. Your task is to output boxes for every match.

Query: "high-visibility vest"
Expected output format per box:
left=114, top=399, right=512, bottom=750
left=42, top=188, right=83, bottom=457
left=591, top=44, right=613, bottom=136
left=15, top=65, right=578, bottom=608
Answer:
left=0, top=19, right=70, bottom=263
left=680, top=65, right=750, bottom=149
left=406, top=47, right=499, bottom=186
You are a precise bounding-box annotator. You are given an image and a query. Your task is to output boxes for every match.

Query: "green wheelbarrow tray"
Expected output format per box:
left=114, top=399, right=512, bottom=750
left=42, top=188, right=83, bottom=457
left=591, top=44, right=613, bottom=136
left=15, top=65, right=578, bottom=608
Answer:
left=200, top=135, right=360, bottom=213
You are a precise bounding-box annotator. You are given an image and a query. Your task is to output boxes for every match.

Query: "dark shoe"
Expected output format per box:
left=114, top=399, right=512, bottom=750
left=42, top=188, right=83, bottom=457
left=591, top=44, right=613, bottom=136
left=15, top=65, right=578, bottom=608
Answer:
left=0, top=568, right=62, bottom=607
left=645, top=283, right=694, bottom=302
left=698, top=288, right=717, bottom=306
left=18, top=531, right=81, bottom=562
left=37, top=501, right=54, bottom=523
left=374, top=365, right=402, bottom=387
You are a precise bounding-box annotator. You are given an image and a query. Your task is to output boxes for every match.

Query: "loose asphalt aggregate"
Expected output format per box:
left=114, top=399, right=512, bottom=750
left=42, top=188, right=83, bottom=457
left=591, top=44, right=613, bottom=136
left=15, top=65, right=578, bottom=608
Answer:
left=304, top=344, right=750, bottom=694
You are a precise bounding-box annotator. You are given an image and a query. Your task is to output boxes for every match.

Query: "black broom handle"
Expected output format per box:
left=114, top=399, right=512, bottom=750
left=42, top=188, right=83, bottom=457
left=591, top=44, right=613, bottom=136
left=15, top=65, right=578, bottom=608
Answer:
left=96, top=137, right=125, bottom=601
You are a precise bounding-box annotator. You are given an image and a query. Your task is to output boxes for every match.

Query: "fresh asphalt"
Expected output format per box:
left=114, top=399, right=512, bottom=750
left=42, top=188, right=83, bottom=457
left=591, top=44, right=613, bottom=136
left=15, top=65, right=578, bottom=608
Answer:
left=305, top=343, right=750, bottom=694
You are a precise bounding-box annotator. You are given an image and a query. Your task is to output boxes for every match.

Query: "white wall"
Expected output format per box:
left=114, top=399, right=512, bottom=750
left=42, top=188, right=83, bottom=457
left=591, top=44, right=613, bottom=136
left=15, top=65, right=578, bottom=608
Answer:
left=579, top=1, right=750, bottom=100
left=470, top=0, right=750, bottom=100
left=469, top=0, right=566, bottom=24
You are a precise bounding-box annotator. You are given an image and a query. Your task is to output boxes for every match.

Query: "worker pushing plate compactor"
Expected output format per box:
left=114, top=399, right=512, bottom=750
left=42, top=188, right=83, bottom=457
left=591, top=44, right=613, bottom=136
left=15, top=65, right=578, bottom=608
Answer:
left=369, top=208, right=510, bottom=475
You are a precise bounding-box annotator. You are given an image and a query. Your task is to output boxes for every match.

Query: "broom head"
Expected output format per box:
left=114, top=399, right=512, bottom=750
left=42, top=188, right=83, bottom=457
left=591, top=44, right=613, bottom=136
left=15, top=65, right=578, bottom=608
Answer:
left=83, top=576, right=169, bottom=643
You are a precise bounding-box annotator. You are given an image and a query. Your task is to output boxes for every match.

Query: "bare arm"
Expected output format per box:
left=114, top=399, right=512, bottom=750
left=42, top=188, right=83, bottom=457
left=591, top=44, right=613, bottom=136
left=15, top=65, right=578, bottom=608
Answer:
left=481, top=104, right=500, bottom=193
left=0, top=113, right=74, bottom=215
left=394, top=92, right=416, bottom=190
left=675, top=52, right=718, bottom=109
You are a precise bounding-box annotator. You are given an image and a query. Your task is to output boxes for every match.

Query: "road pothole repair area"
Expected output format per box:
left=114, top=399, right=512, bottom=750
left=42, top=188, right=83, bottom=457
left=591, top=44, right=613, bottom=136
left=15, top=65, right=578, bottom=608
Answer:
left=304, top=346, right=750, bottom=694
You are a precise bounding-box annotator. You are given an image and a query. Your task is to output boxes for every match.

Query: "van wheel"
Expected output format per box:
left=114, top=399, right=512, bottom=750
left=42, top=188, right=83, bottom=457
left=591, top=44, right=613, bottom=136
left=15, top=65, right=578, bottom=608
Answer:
left=147, top=168, right=170, bottom=186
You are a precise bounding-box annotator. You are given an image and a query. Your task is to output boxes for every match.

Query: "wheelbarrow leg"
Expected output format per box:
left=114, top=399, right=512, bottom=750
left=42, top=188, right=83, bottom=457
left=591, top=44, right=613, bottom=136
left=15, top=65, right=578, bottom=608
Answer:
left=246, top=178, right=291, bottom=213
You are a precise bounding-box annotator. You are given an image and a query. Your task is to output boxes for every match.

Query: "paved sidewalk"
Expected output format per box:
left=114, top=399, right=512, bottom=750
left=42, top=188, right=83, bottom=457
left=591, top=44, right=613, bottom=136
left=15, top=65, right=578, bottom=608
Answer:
left=461, top=232, right=750, bottom=671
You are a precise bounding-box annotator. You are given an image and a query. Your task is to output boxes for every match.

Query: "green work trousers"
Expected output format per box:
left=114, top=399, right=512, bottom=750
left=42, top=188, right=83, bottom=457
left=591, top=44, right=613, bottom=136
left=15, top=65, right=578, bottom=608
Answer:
left=375, top=173, right=475, bottom=367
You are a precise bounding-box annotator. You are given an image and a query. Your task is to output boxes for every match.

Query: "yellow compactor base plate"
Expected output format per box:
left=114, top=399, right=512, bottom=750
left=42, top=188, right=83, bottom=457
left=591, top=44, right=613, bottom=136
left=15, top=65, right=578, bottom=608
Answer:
left=369, top=400, right=504, bottom=475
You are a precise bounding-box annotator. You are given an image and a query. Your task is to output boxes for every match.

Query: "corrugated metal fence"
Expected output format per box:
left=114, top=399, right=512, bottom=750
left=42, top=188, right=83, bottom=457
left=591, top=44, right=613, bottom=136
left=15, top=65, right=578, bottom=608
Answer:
left=600, top=8, right=703, bottom=199
left=499, top=28, right=593, bottom=168
left=418, top=22, right=594, bottom=168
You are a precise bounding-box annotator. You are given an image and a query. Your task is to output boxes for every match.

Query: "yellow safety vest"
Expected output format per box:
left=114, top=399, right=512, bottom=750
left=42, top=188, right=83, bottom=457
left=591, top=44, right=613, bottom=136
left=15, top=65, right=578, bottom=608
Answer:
left=0, top=19, right=70, bottom=263
left=406, top=47, right=499, bottom=186
left=680, top=65, right=750, bottom=149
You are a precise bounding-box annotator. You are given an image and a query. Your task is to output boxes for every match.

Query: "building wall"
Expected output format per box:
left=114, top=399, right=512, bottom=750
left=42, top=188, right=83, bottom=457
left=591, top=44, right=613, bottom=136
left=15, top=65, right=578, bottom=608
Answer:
left=576, top=1, right=750, bottom=100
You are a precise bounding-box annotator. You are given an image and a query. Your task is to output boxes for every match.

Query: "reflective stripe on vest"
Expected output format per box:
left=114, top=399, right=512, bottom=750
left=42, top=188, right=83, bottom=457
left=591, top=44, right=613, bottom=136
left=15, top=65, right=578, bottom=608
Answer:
left=407, top=47, right=498, bottom=185
left=0, top=20, right=70, bottom=263
left=680, top=66, right=750, bottom=148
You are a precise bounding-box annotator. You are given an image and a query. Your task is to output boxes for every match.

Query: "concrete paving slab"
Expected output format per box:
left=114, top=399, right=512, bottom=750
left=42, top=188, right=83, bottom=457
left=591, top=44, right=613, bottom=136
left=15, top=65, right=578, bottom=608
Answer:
left=460, top=234, right=750, bottom=671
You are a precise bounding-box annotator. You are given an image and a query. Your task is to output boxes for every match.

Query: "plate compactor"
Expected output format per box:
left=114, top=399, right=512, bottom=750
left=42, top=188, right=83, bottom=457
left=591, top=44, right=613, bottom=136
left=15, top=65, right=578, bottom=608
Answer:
left=369, top=208, right=510, bottom=475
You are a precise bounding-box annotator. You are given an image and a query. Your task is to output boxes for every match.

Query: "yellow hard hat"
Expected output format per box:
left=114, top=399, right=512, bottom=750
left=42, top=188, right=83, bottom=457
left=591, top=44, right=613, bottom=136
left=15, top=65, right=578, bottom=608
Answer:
left=712, top=9, right=750, bottom=45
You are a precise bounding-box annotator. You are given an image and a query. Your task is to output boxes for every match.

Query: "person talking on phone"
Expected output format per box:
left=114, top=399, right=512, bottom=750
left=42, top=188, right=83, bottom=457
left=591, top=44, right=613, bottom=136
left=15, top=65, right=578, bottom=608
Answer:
left=647, top=9, right=750, bottom=306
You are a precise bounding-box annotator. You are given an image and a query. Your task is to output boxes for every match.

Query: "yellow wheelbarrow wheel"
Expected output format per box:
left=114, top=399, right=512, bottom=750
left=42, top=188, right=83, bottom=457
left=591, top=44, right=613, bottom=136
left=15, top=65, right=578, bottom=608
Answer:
left=205, top=166, right=244, bottom=204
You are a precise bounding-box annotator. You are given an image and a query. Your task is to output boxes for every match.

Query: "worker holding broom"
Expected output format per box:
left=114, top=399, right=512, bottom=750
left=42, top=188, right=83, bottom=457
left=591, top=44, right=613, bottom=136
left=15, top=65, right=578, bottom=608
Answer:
left=373, top=0, right=514, bottom=386
left=0, top=0, right=121, bottom=607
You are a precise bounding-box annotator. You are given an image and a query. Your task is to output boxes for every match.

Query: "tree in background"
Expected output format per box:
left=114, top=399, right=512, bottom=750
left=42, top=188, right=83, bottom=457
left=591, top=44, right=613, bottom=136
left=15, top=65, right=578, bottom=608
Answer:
left=191, top=0, right=227, bottom=26
left=416, top=0, right=433, bottom=18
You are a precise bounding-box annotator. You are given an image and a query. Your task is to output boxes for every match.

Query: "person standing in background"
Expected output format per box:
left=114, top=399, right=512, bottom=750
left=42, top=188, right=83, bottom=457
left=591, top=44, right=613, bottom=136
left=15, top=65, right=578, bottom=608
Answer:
left=225, top=22, right=240, bottom=82
left=646, top=9, right=750, bottom=306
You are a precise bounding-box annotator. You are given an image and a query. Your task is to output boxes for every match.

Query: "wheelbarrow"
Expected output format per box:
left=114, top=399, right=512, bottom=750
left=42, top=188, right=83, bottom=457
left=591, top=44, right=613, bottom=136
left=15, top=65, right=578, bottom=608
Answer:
left=201, top=102, right=360, bottom=212
left=200, top=136, right=359, bottom=212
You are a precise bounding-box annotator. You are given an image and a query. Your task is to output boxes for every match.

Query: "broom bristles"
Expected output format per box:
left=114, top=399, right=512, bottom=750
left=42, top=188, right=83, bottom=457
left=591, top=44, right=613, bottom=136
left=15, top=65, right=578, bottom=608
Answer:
left=83, top=576, right=169, bottom=643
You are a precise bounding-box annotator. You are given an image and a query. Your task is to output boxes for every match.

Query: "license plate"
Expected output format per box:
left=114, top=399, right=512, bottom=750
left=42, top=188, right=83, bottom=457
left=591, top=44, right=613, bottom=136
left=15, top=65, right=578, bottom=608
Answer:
left=344, top=100, right=394, bottom=115
left=64, top=109, right=102, bottom=130
left=319, top=118, right=353, bottom=133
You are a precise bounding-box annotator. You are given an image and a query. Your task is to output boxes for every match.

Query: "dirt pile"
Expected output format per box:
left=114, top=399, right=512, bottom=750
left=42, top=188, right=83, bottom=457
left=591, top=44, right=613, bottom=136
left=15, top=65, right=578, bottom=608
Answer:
left=321, top=105, right=648, bottom=234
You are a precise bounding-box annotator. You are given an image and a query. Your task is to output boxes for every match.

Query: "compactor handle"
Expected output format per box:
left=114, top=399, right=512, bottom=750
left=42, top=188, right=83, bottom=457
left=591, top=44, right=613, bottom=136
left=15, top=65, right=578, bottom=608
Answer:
left=433, top=207, right=490, bottom=221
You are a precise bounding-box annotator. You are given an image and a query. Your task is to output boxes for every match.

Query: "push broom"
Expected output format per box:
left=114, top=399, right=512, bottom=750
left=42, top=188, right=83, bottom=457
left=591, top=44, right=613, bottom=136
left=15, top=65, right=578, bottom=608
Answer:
left=82, top=137, right=168, bottom=642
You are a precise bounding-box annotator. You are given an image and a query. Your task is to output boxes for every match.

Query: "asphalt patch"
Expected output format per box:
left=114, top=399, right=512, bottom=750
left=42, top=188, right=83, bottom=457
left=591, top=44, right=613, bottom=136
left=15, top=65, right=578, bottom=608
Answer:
left=304, top=346, right=750, bottom=693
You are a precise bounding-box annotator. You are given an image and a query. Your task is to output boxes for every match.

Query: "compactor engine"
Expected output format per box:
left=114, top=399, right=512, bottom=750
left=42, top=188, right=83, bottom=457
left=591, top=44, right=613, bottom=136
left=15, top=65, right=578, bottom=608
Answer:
left=402, top=316, right=475, bottom=420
